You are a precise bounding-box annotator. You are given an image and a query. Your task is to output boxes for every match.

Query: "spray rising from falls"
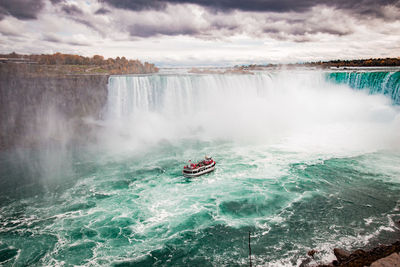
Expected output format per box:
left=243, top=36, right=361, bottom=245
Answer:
left=104, top=71, right=400, bottom=155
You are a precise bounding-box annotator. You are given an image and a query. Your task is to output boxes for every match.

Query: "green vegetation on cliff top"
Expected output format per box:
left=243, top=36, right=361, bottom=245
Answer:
left=0, top=52, right=159, bottom=75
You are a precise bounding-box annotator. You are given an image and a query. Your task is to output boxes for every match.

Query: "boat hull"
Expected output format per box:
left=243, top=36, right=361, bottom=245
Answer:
left=182, top=162, right=216, bottom=177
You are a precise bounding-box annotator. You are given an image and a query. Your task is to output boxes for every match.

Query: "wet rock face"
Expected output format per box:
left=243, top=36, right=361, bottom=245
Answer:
left=308, top=249, right=318, bottom=258
left=318, top=241, right=400, bottom=267
left=0, top=65, right=109, bottom=150
left=334, top=248, right=351, bottom=263
left=370, top=253, right=400, bottom=267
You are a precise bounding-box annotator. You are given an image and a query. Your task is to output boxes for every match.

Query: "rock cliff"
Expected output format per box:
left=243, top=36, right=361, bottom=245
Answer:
left=0, top=64, right=108, bottom=150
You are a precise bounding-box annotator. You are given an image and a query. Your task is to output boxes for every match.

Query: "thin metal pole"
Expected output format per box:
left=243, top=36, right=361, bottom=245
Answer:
left=249, top=231, right=252, bottom=267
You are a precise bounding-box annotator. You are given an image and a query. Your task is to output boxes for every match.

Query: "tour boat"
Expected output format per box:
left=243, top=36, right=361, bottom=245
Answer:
left=183, top=157, right=216, bottom=177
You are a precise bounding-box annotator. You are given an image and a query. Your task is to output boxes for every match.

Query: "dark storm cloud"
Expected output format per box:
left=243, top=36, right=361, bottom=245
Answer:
left=95, top=8, right=111, bottom=15
left=100, top=0, right=167, bottom=11
left=61, top=4, right=84, bottom=15
left=0, top=0, right=44, bottom=20
left=101, top=0, right=398, bottom=17
left=108, top=0, right=398, bottom=39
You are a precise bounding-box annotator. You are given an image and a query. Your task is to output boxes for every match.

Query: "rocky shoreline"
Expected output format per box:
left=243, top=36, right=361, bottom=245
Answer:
left=298, top=235, right=400, bottom=267
left=314, top=240, right=400, bottom=267
left=315, top=218, right=400, bottom=267
left=296, top=218, right=400, bottom=267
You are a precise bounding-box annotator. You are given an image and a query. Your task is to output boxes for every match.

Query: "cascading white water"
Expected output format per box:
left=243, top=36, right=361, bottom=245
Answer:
left=327, top=72, right=400, bottom=104
left=107, top=74, right=275, bottom=117
left=104, top=71, right=400, bottom=155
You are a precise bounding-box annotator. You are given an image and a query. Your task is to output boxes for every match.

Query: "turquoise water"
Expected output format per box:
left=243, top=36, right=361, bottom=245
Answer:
left=1, top=71, right=400, bottom=266
left=327, top=72, right=400, bottom=104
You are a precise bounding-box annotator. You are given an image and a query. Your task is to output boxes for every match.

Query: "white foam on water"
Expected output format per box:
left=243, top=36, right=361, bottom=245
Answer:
left=364, top=218, right=374, bottom=226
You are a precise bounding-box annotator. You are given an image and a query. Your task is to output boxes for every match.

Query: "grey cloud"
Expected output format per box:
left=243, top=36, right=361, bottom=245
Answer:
left=43, top=33, right=90, bottom=46
left=262, top=20, right=353, bottom=42
left=126, top=12, right=239, bottom=38
left=73, top=18, right=92, bottom=27
left=0, top=27, right=25, bottom=37
left=95, top=8, right=111, bottom=15
left=62, top=4, right=84, bottom=15
left=101, top=0, right=309, bottom=12
left=101, top=0, right=399, bottom=18
left=0, top=0, right=44, bottom=20
left=57, top=4, right=103, bottom=34
left=286, top=26, right=351, bottom=37
left=128, top=23, right=199, bottom=37
left=43, top=34, right=62, bottom=43
left=313, top=28, right=352, bottom=36
left=100, top=0, right=166, bottom=11
left=70, top=18, right=107, bottom=38
left=262, top=28, right=281, bottom=34
left=67, top=41, right=90, bottom=46
left=209, top=20, right=239, bottom=31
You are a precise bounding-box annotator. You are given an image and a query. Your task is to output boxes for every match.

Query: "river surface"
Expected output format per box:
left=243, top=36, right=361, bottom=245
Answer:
left=1, top=71, right=400, bottom=266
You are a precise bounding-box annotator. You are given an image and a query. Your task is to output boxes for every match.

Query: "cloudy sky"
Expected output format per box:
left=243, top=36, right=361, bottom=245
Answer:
left=0, top=0, right=399, bottom=66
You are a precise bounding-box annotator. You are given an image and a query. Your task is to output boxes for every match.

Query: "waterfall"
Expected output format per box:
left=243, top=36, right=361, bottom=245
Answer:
left=103, top=71, right=400, bottom=153
left=327, top=72, right=400, bottom=104
left=106, top=73, right=275, bottom=119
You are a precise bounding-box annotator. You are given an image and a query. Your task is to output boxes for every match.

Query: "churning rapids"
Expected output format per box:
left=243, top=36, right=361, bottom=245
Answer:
left=1, top=71, right=400, bottom=266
